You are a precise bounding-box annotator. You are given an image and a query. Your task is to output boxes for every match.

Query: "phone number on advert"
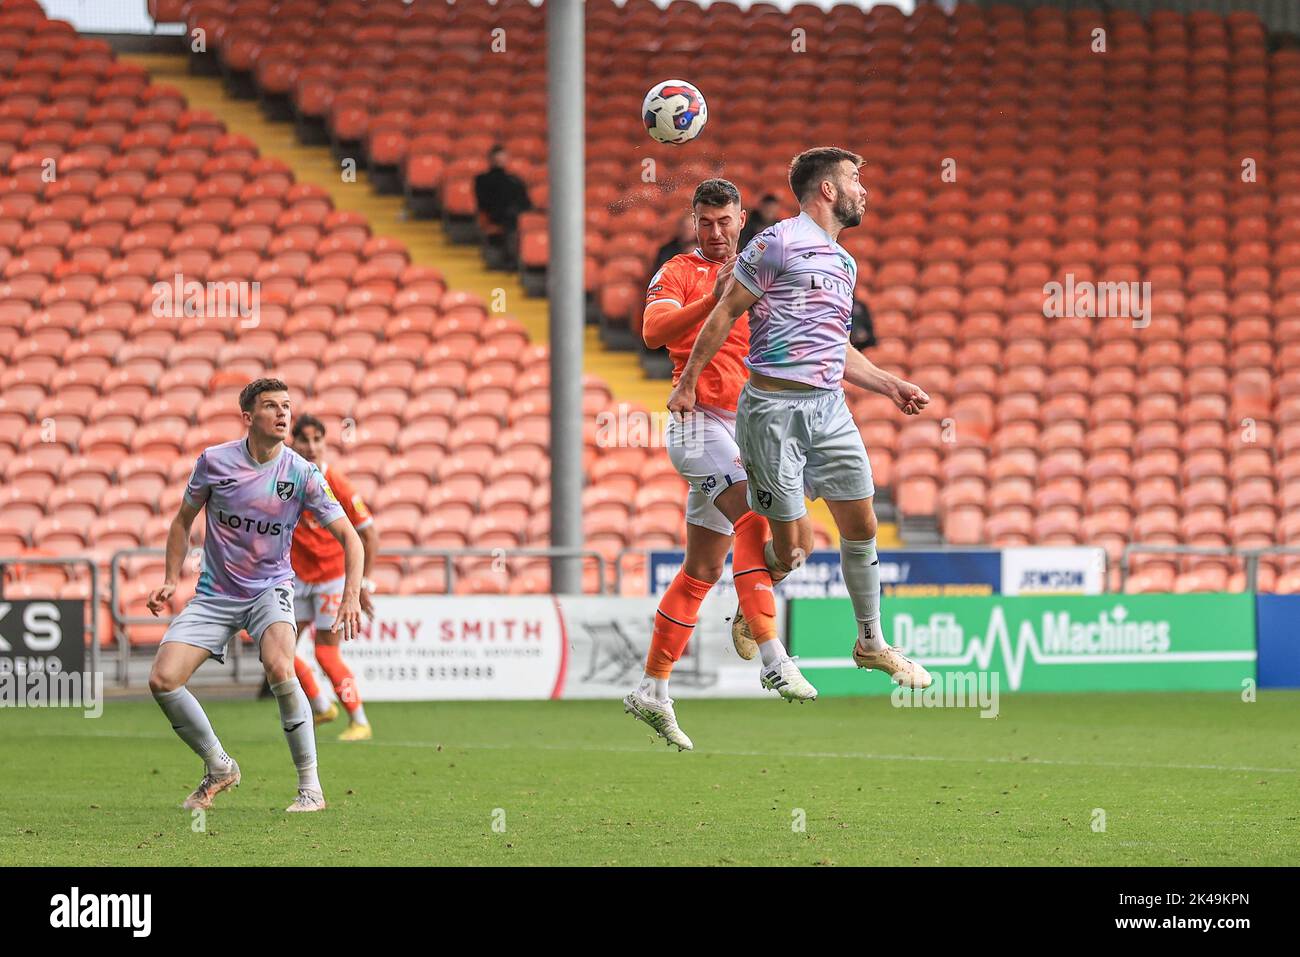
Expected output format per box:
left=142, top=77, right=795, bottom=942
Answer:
left=363, top=666, right=496, bottom=681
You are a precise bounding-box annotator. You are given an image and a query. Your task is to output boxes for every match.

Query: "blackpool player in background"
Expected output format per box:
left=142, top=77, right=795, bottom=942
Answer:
left=146, top=379, right=365, bottom=812
left=668, top=148, right=934, bottom=691
left=290, top=414, right=378, bottom=741
left=623, top=178, right=806, bottom=753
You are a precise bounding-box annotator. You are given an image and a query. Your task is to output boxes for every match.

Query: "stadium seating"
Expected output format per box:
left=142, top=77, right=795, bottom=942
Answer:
left=3, top=0, right=1300, bottom=644
left=0, top=0, right=736, bottom=641
left=192, top=0, right=1300, bottom=598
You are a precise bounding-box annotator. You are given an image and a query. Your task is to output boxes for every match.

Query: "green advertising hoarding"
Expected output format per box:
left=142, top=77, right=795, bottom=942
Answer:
left=788, top=594, right=1257, bottom=696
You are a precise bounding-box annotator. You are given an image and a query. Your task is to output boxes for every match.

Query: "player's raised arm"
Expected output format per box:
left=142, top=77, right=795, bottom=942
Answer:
left=843, top=344, right=930, bottom=416
left=667, top=277, right=757, bottom=415
left=642, top=256, right=735, bottom=349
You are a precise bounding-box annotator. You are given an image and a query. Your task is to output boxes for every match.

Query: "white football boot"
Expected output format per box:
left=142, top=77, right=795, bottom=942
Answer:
left=181, top=759, right=240, bottom=810
left=622, top=690, right=693, bottom=751
left=852, top=643, right=933, bottom=689
left=760, top=656, right=819, bottom=702
left=285, top=788, right=327, bottom=813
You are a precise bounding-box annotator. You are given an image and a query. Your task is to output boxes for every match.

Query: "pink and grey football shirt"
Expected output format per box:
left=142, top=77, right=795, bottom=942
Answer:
left=183, top=438, right=345, bottom=599
left=732, top=211, right=857, bottom=390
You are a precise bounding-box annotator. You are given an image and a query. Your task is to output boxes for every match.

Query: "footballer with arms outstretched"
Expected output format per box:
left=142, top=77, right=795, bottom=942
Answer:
left=668, top=148, right=934, bottom=692
left=290, top=414, right=377, bottom=741
left=146, top=378, right=365, bottom=813
left=624, top=178, right=800, bottom=752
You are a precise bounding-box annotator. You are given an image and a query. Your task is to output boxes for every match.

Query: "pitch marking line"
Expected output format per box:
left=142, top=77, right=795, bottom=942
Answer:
left=20, top=728, right=1298, bottom=775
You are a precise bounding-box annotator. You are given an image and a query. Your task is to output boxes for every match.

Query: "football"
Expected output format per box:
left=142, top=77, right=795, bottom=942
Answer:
left=642, top=79, right=708, bottom=145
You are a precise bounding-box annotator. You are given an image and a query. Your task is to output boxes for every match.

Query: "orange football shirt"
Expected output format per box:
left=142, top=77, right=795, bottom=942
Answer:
left=644, top=249, right=751, bottom=412
left=291, top=464, right=373, bottom=583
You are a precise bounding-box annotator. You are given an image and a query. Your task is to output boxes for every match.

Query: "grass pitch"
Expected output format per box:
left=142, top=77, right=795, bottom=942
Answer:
left=3, top=692, right=1298, bottom=866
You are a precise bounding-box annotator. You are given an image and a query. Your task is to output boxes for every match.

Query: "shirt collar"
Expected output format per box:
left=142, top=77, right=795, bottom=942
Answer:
left=798, top=209, right=837, bottom=246
left=242, top=437, right=284, bottom=470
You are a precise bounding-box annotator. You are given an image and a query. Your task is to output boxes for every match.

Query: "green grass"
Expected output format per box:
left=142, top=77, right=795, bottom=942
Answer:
left=3, top=692, right=1299, bottom=866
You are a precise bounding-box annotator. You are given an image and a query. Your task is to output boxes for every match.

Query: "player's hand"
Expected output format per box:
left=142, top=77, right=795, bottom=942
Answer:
left=892, top=379, right=930, bottom=416
left=667, top=378, right=697, bottom=418
left=146, top=582, right=176, bottom=616
left=359, top=587, right=375, bottom=617
left=711, top=256, right=737, bottom=301
left=331, top=592, right=363, bottom=641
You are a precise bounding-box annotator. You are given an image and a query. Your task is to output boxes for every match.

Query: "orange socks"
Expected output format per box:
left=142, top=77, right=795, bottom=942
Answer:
left=294, top=655, right=322, bottom=702
left=646, top=571, right=714, bottom=678
left=314, top=643, right=362, bottom=715
left=732, top=511, right=778, bottom=643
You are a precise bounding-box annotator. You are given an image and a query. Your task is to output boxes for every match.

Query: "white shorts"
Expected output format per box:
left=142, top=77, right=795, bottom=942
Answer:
left=161, top=583, right=296, bottom=664
left=665, top=404, right=748, bottom=536
left=294, top=575, right=345, bottom=630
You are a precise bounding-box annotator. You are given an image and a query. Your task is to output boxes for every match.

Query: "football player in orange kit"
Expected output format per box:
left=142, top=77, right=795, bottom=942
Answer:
left=290, top=415, right=378, bottom=741
left=623, top=179, right=803, bottom=752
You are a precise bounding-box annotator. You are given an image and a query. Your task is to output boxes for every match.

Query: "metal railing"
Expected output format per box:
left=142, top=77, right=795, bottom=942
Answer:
left=377, top=546, right=610, bottom=594
left=2, top=542, right=1285, bottom=686
left=0, top=555, right=101, bottom=674
left=1120, top=544, right=1300, bottom=592
left=103, top=546, right=613, bottom=683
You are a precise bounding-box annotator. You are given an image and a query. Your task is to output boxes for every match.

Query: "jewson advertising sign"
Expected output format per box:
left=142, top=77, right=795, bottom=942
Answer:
left=648, top=549, right=1002, bottom=599
left=1001, top=547, right=1106, bottom=595
left=788, top=594, right=1256, bottom=696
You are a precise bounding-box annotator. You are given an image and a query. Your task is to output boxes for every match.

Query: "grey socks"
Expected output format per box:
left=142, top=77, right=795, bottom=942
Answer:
left=840, top=536, right=886, bottom=651
left=270, top=678, right=321, bottom=791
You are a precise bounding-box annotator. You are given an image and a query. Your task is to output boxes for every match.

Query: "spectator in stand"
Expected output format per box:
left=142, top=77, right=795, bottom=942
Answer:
left=738, top=193, right=782, bottom=248
left=652, top=212, right=698, bottom=274
left=474, top=143, right=532, bottom=269
left=850, top=298, right=877, bottom=350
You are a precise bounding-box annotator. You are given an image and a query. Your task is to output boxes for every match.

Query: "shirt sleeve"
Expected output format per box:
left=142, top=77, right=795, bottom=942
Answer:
left=645, top=257, right=689, bottom=310
left=329, top=469, right=373, bottom=531
left=183, top=452, right=210, bottom=509
left=733, top=227, right=785, bottom=299
left=303, top=463, right=346, bottom=527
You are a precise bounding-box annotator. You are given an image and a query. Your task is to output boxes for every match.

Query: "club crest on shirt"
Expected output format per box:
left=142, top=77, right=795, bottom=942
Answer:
left=276, top=481, right=295, bottom=501
left=756, top=489, right=773, bottom=509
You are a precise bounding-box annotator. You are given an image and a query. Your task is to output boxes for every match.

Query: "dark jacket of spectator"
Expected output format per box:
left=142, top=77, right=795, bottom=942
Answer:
left=739, top=194, right=782, bottom=249
left=850, top=298, right=877, bottom=350
left=474, top=151, right=532, bottom=232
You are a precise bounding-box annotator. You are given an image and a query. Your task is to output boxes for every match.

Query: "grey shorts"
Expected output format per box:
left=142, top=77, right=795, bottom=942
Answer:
left=161, top=582, right=297, bottom=663
left=735, top=382, right=874, bottom=522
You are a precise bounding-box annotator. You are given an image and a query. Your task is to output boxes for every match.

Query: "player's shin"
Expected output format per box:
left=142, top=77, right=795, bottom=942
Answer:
left=732, top=512, right=786, bottom=666
left=639, top=571, right=712, bottom=699
left=839, top=537, right=885, bottom=651
left=153, top=686, right=232, bottom=772
left=314, top=644, right=365, bottom=722
left=294, top=654, right=330, bottom=715
left=270, top=678, right=321, bottom=792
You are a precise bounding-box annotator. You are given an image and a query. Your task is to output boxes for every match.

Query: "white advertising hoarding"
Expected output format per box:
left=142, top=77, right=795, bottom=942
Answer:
left=329, top=594, right=776, bottom=702
left=337, top=596, right=567, bottom=700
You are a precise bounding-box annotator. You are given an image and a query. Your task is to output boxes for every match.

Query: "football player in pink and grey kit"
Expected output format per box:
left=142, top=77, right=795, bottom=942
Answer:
left=146, top=378, right=365, bottom=813
left=668, top=147, right=934, bottom=695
